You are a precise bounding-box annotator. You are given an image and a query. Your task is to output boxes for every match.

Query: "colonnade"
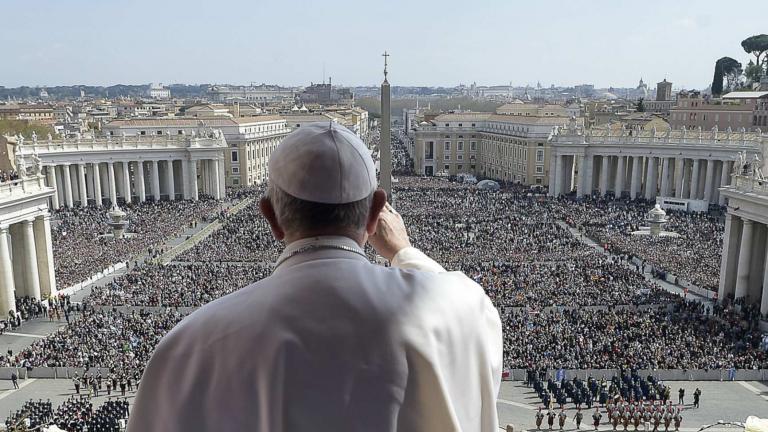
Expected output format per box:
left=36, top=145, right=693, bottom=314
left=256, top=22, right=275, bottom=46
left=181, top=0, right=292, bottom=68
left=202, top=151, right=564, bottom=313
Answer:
left=550, top=153, right=733, bottom=205
left=45, top=158, right=224, bottom=208
left=719, top=213, right=768, bottom=315
left=0, top=215, right=56, bottom=315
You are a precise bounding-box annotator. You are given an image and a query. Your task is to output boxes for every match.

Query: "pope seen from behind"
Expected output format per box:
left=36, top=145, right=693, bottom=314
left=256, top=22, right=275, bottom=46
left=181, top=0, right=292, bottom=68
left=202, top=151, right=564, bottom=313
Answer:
left=127, top=122, right=503, bottom=432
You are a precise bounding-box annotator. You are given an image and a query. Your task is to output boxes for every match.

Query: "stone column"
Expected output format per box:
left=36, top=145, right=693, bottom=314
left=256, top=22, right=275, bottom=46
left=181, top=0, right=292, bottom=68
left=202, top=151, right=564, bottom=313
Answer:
left=21, top=220, right=41, bottom=300
left=719, top=161, right=731, bottom=206
left=0, top=225, right=16, bottom=318
left=77, top=163, right=88, bottom=207
left=630, top=156, right=641, bottom=199
left=690, top=159, right=701, bottom=200
left=548, top=153, right=557, bottom=197
left=554, top=155, right=564, bottom=196
left=703, top=160, right=715, bottom=203
left=136, top=161, right=146, bottom=202
left=583, top=154, right=594, bottom=197
left=189, top=160, right=199, bottom=201
left=46, top=165, right=59, bottom=209
left=735, top=219, right=754, bottom=300
left=33, top=215, right=55, bottom=297
left=645, top=157, right=658, bottom=200
left=10, top=224, right=25, bottom=296
left=719, top=214, right=741, bottom=301
left=54, top=167, right=65, bottom=208
left=676, top=159, right=686, bottom=198
left=614, top=156, right=625, bottom=198
left=122, top=161, right=132, bottom=203
left=62, top=164, right=74, bottom=208
left=92, top=163, right=102, bottom=207
left=659, top=158, right=670, bottom=197
left=107, top=162, right=118, bottom=207
left=599, top=156, right=610, bottom=196
left=165, top=160, right=175, bottom=200
left=217, top=158, right=226, bottom=199
left=181, top=159, right=190, bottom=200
left=151, top=160, right=161, bottom=201
left=211, top=159, right=222, bottom=199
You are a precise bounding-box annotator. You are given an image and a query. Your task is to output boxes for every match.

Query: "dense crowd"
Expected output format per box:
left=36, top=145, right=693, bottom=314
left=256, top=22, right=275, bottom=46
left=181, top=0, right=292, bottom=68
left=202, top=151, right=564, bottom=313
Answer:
left=52, top=199, right=225, bottom=289
left=550, top=199, right=724, bottom=291
left=503, top=299, right=766, bottom=370
left=2, top=307, right=185, bottom=375
left=87, top=262, right=271, bottom=307
left=176, top=199, right=280, bottom=263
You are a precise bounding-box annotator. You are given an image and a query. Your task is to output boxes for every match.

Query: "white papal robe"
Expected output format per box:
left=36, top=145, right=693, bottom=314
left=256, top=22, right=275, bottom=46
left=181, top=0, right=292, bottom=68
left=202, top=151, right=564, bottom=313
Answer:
left=128, top=235, right=502, bottom=432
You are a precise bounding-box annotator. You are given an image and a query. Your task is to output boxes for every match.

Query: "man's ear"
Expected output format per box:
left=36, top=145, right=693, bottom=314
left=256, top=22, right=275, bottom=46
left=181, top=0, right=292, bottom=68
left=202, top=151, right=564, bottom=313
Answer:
left=366, top=189, right=387, bottom=236
left=259, top=197, right=285, bottom=241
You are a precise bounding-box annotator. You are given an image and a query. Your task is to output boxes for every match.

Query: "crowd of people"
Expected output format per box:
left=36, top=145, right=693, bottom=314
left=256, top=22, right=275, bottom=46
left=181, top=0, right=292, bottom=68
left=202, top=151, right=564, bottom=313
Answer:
left=87, top=262, right=271, bottom=307
left=550, top=198, right=724, bottom=292
left=1, top=307, right=185, bottom=376
left=52, top=199, right=225, bottom=289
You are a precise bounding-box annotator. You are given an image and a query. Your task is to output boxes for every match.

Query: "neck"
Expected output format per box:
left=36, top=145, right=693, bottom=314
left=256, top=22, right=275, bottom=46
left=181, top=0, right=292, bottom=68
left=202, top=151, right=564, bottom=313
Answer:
left=284, top=228, right=365, bottom=247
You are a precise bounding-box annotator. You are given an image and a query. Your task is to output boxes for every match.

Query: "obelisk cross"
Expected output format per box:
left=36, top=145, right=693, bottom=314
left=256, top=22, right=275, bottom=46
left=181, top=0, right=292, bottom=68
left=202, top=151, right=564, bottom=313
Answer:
left=382, top=51, right=389, bottom=79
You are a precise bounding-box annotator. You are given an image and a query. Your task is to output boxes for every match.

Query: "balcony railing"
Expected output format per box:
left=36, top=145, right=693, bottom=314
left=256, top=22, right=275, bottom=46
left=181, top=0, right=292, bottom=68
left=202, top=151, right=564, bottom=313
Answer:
left=732, top=175, right=768, bottom=195
left=0, top=175, right=48, bottom=199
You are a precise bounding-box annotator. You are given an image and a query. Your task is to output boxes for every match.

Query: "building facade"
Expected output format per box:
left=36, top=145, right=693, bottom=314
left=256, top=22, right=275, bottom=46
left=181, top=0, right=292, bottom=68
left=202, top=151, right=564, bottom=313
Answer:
left=548, top=123, right=765, bottom=206
left=207, top=84, right=296, bottom=103
left=0, top=167, right=56, bottom=318
left=669, top=91, right=757, bottom=131
left=718, top=155, right=768, bottom=315
left=103, top=116, right=290, bottom=187
left=16, top=132, right=227, bottom=208
left=414, top=108, right=579, bottom=185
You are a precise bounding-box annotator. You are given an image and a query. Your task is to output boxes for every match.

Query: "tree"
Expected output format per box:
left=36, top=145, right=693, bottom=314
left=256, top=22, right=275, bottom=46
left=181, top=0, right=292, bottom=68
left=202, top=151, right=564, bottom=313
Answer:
left=745, top=60, right=763, bottom=83
left=711, top=57, right=742, bottom=96
left=636, top=98, right=645, bottom=112
left=741, top=34, right=768, bottom=69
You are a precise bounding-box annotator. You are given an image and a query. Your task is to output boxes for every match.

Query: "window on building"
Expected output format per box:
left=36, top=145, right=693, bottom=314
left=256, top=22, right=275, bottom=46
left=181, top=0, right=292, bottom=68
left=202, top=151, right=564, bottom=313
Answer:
left=157, top=131, right=162, bottom=135
left=458, top=142, right=464, bottom=151
left=457, top=164, right=463, bottom=170
left=536, top=150, right=544, bottom=162
left=231, top=151, right=239, bottom=162
left=536, top=165, right=544, bottom=174
left=444, top=141, right=451, bottom=151
left=470, top=141, right=477, bottom=151
left=444, top=164, right=450, bottom=170
left=231, top=167, right=240, bottom=174
left=458, top=123, right=462, bottom=127
left=445, top=123, right=449, bottom=127
left=140, top=131, right=146, bottom=135
left=458, top=154, right=464, bottom=160
left=444, top=154, right=450, bottom=160
left=232, top=178, right=240, bottom=185
left=536, top=178, right=542, bottom=184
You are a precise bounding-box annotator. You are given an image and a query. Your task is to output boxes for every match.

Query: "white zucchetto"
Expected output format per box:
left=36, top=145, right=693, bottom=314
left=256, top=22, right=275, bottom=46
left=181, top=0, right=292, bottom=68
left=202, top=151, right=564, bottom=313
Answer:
left=268, top=122, right=377, bottom=204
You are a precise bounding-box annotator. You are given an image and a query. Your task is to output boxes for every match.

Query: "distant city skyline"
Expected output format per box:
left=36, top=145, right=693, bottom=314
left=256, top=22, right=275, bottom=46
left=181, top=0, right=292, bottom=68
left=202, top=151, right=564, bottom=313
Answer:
left=1, top=0, right=765, bottom=90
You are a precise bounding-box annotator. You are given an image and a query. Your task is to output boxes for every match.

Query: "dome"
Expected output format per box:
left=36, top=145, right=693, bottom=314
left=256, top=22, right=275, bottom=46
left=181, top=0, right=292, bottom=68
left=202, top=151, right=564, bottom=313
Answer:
left=477, top=180, right=500, bottom=191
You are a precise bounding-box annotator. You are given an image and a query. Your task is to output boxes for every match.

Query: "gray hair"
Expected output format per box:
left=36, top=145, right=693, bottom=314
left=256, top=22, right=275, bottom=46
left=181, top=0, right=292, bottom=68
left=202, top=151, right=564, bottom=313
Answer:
left=266, top=183, right=373, bottom=234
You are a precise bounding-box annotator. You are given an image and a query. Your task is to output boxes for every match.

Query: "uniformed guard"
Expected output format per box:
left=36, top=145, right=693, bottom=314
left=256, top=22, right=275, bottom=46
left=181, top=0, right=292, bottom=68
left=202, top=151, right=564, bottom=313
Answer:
left=693, top=388, right=701, bottom=408
left=559, top=409, right=567, bottom=430
left=576, top=408, right=584, bottom=429
left=548, top=410, right=557, bottom=430
left=633, top=408, right=641, bottom=431
left=536, top=407, right=545, bottom=430
left=128, top=123, right=505, bottom=432
left=611, top=409, right=620, bottom=431
left=593, top=408, right=602, bottom=431
left=622, top=410, right=630, bottom=431
left=663, top=409, right=672, bottom=431
left=673, top=409, right=682, bottom=431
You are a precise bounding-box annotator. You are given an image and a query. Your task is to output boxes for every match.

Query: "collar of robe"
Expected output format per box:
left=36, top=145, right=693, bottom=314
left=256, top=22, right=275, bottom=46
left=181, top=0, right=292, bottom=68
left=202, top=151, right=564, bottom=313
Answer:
left=274, top=235, right=368, bottom=270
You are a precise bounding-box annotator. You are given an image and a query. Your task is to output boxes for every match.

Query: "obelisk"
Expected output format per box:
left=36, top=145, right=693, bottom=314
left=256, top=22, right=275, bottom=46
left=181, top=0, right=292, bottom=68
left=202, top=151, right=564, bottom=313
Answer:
left=380, top=51, right=392, bottom=200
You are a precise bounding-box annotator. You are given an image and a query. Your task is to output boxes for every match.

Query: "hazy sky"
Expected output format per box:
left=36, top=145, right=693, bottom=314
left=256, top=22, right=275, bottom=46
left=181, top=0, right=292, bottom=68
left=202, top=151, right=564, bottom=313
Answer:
left=2, top=0, right=765, bottom=89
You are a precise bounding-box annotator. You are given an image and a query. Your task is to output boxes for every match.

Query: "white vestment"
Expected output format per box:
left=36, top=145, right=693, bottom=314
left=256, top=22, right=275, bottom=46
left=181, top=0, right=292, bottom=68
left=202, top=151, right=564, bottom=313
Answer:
left=128, top=236, right=502, bottom=432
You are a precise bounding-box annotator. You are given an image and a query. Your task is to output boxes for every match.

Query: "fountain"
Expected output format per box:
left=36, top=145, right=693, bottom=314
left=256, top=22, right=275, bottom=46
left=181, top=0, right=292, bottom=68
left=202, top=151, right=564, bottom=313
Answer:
left=631, top=204, right=680, bottom=238
left=105, top=206, right=130, bottom=239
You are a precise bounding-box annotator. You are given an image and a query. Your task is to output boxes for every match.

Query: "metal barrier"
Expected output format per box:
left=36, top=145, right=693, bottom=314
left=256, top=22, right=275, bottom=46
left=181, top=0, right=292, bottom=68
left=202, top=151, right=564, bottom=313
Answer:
left=503, top=368, right=768, bottom=381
